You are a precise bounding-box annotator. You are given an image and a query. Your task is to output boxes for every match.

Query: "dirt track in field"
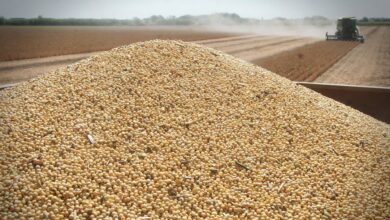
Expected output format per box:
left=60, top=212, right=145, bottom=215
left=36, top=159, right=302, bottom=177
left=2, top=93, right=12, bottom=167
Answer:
left=0, top=52, right=102, bottom=85
left=197, top=35, right=318, bottom=61
left=0, top=35, right=318, bottom=85
left=253, top=41, right=359, bottom=81
left=315, top=26, right=390, bottom=87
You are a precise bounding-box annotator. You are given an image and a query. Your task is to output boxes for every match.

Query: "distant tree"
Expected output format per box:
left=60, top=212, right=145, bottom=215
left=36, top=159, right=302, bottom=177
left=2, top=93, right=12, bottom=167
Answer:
left=132, top=17, right=142, bottom=25
left=360, top=17, right=369, bottom=22
left=0, top=14, right=355, bottom=27
left=7, top=18, right=29, bottom=25
left=175, top=15, right=194, bottom=25
left=147, top=15, right=165, bottom=25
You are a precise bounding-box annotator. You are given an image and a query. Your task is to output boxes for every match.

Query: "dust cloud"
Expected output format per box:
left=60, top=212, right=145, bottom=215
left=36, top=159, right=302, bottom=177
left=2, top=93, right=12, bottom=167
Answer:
left=184, top=14, right=338, bottom=39
left=202, top=24, right=336, bottom=39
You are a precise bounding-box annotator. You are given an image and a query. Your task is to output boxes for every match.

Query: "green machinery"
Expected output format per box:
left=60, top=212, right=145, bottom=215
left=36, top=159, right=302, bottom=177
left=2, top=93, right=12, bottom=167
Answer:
left=326, top=17, right=364, bottom=43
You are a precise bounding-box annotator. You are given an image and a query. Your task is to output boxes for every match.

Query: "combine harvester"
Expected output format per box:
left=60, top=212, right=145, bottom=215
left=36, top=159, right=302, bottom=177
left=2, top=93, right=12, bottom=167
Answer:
left=326, top=17, right=365, bottom=43
left=305, top=17, right=390, bottom=123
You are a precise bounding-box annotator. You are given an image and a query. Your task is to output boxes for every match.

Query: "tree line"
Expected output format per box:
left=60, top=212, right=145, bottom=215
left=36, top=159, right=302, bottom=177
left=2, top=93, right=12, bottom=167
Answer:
left=358, top=17, right=390, bottom=25
left=0, top=14, right=338, bottom=26
left=0, top=16, right=144, bottom=26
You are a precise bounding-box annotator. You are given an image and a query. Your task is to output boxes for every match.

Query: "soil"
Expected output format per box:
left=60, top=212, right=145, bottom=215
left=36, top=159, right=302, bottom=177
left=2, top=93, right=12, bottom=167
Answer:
left=0, top=26, right=238, bottom=61
left=252, top=41, right=358, bottom=81
left=0, top=34, right=319, bottom=85
left=315, top=26, right=390, bottom=87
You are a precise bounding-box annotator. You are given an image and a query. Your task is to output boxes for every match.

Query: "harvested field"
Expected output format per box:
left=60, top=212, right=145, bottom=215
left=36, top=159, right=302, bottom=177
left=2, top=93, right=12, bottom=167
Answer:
left=0, top=52, right=101, bottom=85
left=1, top=40, right=389, bottom=219
left=196, top=35, right=319, bottom=61
left=2, top=25, right=388, bottom=87
left=316, top=26, right=390, bottom=86
left=201, top=36, right=299, bottom=54
left=0, top=35, right=318, bottom=85
left=252, top=41, right=359, bottom=81
left=228, top=38, right=318, bottom=61
left=0, top=26, right=237, bottom=61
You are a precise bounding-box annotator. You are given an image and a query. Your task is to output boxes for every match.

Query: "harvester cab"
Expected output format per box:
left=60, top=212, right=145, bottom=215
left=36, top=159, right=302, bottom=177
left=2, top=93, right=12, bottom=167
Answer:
left=326, top=17, right=365, bottom=43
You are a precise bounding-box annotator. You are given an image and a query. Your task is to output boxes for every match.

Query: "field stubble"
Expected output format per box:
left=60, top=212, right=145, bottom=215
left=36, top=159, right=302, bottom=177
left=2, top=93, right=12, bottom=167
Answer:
left=315, top=26, right=390, bottom=86
left=0, top=26, right=237, bottom=61
left=253, top=41, right=359, bottom=82
left=0, top=34, right=317, bottom=85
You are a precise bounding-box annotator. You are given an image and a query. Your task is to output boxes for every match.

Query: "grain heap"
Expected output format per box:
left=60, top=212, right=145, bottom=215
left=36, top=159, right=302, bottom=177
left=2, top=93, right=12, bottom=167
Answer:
left=0, top=40, right=389, bottom=219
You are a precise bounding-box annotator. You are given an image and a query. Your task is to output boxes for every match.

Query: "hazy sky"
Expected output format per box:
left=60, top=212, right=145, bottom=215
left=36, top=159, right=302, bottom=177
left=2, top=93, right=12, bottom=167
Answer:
left=0, top=0, right=389, bottom=19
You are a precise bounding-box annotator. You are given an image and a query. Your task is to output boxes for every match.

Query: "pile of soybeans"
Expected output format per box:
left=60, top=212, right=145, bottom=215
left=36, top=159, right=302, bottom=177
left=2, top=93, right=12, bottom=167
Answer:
left=0, top=40, right=389, bottom=219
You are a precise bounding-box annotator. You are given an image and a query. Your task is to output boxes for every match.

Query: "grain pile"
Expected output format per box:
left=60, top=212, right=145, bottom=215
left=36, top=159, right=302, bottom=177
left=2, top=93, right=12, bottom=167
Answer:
left=0, top=40, right=389, bottom=219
